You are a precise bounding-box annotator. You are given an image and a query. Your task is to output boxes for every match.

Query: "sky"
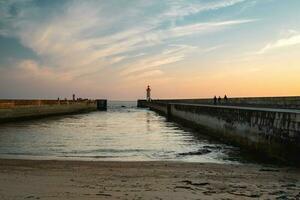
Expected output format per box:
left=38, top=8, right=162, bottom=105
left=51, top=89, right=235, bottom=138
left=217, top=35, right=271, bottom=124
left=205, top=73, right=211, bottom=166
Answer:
left=0, top=0, right=300, bottom=100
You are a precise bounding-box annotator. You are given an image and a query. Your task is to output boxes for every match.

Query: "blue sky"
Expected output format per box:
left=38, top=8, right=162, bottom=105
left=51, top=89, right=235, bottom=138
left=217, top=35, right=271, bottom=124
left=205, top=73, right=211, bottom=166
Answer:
left=0, top=0, right=300, bottom=100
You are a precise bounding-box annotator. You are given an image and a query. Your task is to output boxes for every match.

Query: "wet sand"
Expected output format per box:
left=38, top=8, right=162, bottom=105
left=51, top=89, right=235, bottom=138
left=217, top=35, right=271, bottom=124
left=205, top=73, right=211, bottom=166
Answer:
left=0, top=159, right=299, bottom=200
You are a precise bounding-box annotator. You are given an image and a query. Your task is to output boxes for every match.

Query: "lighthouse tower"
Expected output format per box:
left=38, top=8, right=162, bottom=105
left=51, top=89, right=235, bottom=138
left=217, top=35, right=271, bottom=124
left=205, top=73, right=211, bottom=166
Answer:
left=146, top=85, right=151, bottom=102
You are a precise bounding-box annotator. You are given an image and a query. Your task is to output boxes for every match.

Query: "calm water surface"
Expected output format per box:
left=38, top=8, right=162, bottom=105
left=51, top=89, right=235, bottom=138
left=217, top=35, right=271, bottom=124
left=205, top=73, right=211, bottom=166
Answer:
left=0, top=101, right=242, bottom=163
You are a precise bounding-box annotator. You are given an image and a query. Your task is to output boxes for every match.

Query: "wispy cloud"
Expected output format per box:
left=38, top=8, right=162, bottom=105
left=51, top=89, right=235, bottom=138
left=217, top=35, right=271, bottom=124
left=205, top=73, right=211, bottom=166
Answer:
left=125, top=70, right=164, bottom=81
left=119, top=45, right=197, bottom=77
left=1, top=0, right=254, bottom=79
left=0, top=0, right=259, bottom=98
left=164, top=0, right=246, bottom=17
left=257, top=32, right=300, bottom=54
left=168, top=19, right=256, bottom=38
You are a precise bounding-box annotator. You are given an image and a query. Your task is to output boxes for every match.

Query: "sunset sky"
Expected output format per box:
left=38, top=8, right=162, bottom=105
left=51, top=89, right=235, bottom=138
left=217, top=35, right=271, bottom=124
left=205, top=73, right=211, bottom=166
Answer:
left=0, top=0, right=300, bottom=100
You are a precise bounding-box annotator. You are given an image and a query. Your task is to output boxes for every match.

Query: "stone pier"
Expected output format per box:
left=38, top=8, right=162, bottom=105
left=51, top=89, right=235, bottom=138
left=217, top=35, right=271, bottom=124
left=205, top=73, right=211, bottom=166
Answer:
left=0, top=99, right=107, bottom=123
left=138, top=97, right=300, bottom=164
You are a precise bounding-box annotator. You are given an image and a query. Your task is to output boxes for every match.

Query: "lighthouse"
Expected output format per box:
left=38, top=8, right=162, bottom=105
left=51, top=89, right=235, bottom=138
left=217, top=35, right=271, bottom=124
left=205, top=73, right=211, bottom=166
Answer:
left=146, top=85, right=151, bottom=102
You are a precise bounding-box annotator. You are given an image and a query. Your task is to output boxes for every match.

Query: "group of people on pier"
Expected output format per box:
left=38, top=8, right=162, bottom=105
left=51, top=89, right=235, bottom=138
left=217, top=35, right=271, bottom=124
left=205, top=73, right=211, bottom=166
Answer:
left=146, top=85, right=229, bottom=105
left=213, top=95, right=228, bottom=105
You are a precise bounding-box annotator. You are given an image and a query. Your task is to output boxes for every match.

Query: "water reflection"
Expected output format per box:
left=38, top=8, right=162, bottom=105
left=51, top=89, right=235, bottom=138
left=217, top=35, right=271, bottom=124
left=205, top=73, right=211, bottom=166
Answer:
left=146, top=111, right=151, bottom=132
left=0, top=101, right=240, bottom=163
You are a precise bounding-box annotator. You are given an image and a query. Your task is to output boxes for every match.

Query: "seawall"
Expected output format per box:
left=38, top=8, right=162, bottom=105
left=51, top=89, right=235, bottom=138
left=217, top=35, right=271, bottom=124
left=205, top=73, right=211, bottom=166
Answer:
left=138, top=98, right=300, bottom=164
left=139, top=96, right=300, bottom=109
left=0, top=99, right=107, bottom=123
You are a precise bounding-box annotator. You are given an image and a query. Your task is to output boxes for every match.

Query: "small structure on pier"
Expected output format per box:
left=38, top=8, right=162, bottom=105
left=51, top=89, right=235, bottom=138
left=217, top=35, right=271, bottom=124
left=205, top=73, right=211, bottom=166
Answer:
left=96, top=99, right=107, bottom=111
left=146, top=85, right=151, bottom=102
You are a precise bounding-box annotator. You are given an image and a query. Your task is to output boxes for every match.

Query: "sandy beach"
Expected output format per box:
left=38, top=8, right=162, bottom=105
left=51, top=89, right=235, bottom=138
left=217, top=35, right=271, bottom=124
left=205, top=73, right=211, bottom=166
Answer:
left=0, top=159, right=299, bottom=200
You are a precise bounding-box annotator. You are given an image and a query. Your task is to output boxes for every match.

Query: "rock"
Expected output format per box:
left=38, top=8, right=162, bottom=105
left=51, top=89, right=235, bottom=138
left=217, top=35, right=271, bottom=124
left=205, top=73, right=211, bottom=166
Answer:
left=174, top=186, right=194, bottom=190
left=269, top=190, right=286, bottom=195
left=202, top=145, right=222, bottom=150
left=259, top=168, right=280, bottom=172
left=228, top=191, right=262, bottom=198
left=281, top=183, right=296, bottom=187
left=96, top=193, right=112, bottom=196
left=181, top=180, right=192, bottom=184
left=191, top=182, right=210, bottom=186
left=181, top=180, right=209, bottom=186
left=275, top=195, right=289, bottom=200
left=178, top=149, right=211, bottom=156
left=203, top=191, right=217, bottom=195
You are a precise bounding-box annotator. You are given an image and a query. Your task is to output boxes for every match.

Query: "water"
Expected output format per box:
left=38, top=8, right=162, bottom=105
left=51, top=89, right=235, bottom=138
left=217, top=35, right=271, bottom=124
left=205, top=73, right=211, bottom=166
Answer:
left=0, top=101, right=241, bottom=163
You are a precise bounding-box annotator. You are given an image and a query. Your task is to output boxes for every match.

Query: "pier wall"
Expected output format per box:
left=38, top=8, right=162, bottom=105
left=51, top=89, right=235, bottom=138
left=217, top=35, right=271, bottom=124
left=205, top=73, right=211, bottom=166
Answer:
left=143, top=96, right=300, bottom=109
left=0, top=99, right=106, bottom=123
left=137, top=98, right=300, bottom=163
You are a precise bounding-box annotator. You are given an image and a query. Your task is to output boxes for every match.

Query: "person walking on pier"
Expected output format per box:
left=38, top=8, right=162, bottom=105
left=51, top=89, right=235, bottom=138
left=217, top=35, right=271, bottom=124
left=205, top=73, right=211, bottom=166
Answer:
left=218, top=96, right=222, bottom=104
left=224, top=95, right=228, bottom=103
left=213, top=96, right=217, bottom=105
left=146, top=85, right=151, bottom=102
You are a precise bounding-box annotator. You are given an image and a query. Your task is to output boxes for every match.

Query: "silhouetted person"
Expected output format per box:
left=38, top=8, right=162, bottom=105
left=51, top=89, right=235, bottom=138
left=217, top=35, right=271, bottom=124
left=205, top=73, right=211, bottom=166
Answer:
left=213, top=96, right=217, bottom=105
left=224, top=95, right=228, bottom=103
left=218, top=96, right=221, bottom=104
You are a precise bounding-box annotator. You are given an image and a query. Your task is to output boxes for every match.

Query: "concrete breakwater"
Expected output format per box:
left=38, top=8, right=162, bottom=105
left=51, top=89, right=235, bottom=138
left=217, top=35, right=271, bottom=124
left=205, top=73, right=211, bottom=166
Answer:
left=0, top=99, right=107, bottom=123
left=141, top=96, right=300, bottom=109
left=137, top=98, right=300, bottom=164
